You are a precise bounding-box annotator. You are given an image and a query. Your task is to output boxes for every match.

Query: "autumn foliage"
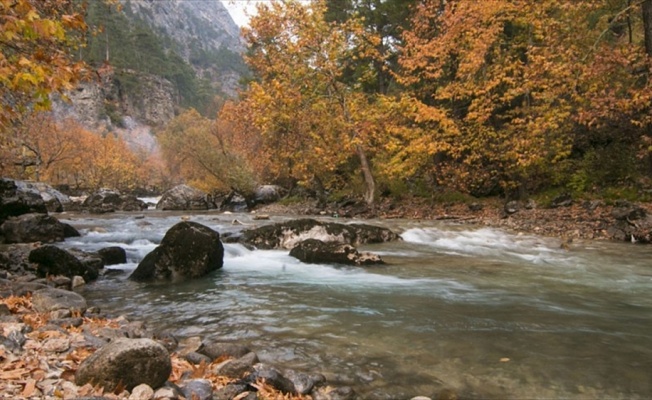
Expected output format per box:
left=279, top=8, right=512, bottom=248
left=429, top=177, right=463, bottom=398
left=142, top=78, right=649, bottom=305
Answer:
left=0, top=0, right=87, bottom=134
left=2, top=0, right=652, bottom=201
left=224, top=0, right=652, bottom=201
left=0, top=113, right=154, bottom=191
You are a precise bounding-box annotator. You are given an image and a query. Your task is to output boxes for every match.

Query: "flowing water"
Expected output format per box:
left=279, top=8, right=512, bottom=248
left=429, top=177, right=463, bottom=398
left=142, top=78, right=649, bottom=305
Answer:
left=58, top=210, right=652, bottom=399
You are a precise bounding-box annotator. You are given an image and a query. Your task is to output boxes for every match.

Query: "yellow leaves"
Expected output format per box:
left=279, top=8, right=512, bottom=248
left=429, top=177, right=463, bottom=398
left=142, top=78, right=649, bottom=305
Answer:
left=0, top=0, right=87, bottom=134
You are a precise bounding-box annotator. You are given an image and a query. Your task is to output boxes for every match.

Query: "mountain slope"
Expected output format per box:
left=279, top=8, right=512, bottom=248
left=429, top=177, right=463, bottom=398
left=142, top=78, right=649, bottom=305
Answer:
left=59, top=0, right=245, bottom=130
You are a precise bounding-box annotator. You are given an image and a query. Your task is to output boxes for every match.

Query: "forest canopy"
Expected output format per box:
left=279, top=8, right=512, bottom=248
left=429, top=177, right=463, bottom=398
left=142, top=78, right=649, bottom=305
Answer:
left=2, top=0, right=652, bottom=204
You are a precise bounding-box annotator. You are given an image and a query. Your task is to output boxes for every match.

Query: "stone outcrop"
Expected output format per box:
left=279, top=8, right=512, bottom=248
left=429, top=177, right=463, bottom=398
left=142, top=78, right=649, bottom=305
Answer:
left=14, top=181, right=71, bottom=213
left=122, top=0, right=244, bottom=97
left=75, top=338, right=172, bottom=391
left=129, top=221, right=224, bottom=281
left=0, top=213, right=79, bottom=244
left=97, top=246, right=127, bottom=265
left=289, top=239, right=385, bottom=266
left=31, top=288, right=88, bottom=315
left=239, top=218, right=399, bottom=250
left=28, top=245, right=99, bottom=282
left=83, top=188, right=147, bottom=213
left=0, top=178, right=47, bottom=224
left=156, top=185, right=215, bottom=211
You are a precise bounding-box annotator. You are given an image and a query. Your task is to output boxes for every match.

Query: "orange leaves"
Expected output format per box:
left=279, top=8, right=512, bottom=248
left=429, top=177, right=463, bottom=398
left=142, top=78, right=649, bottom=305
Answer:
left=0, top=0, right=88, bottom=134
left=395, top=0, right=652, bottom=192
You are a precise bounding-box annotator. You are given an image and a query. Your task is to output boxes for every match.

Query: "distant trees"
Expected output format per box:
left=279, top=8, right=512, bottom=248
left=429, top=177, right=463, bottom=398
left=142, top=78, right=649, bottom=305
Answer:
left=0, top=112, right=152, bottom=191
left=157, top=109, right=258, bottom=197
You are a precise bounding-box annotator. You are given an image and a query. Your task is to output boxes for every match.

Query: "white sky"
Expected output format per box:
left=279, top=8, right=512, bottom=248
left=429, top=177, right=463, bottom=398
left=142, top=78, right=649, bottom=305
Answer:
left=221, top=0, right=311, bottom=27
left=220, top=1, right=266, bottom=27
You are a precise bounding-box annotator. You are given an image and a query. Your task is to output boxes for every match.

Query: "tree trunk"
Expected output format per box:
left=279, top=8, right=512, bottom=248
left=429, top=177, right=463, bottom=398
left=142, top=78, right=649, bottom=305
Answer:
left=644, top=0, right=652, bottom=57
left=355, top=144, right=376, bottom=206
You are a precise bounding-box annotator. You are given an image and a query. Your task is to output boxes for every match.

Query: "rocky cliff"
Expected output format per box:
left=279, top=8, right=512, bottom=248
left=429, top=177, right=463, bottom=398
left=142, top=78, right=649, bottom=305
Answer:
left=122, top=0, right=245, bottom=97
left=56, top=0, right=244, bottom=133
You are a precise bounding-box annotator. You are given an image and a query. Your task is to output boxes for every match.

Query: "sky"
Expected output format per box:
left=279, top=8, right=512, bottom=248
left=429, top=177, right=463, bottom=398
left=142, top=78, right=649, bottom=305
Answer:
left=221, top=0, right=312, bottom=27
left=220, top=0, right=265, bottom=27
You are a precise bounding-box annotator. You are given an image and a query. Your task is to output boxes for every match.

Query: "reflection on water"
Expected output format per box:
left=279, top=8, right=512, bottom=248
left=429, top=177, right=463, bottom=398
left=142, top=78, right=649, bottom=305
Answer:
left=58, top=211, right=652, bottom=399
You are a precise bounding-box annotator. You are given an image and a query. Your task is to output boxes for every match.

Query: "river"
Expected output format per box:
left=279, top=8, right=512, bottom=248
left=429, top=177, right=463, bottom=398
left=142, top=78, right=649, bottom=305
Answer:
left=57, top=209, right=652, bottom=399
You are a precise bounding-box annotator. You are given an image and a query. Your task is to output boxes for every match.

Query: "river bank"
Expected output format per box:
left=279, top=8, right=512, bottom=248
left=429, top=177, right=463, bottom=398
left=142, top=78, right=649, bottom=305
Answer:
left=258, top=197, right=652, bottom=245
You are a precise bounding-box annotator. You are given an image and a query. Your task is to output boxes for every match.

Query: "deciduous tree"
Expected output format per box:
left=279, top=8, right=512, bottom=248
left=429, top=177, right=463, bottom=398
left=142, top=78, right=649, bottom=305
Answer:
left=0, top=0, right=87, bottom=134
left=240, top=0, right=388, bottom=205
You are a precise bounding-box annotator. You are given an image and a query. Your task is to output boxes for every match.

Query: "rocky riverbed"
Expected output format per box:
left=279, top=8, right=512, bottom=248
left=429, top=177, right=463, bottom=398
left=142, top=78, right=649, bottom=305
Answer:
left=0, top=290, right=365, bottom=400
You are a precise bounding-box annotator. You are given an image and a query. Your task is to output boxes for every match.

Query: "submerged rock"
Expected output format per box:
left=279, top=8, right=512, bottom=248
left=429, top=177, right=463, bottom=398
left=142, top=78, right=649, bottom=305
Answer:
left=289, top=239, right=385, bottom=266
left=129, top=221, right=224, bottom=281
left=239, top=218, right=399, bottom=250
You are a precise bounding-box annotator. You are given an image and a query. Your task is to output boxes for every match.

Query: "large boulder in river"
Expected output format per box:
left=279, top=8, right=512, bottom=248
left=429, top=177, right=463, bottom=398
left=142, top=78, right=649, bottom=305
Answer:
left=75, top=338, right=171, bottom=391
left=129, top=221, right=224, bottom=281
left=289, top=239, right=385, bottom=266
left=83, top=188, right=147, bottom=213
left=239, top=218, right=399, bottom=250
left=0, top=213, right=79, bottom=243
left=14, top=181, right=70, bottom=213
left=29, top=244, right=99, bottom=282
left=97, top=246, right=127, bottom=265
left=156, top=184, right=215, bottom=211
left=0, top=178, right=47, bottom=224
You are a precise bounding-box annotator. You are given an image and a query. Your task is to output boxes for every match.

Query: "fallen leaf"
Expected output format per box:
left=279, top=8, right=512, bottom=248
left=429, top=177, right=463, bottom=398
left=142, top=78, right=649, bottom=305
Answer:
left=0, top=368, right=29, bottom=379
left=21, top=379, right=36, bottom=397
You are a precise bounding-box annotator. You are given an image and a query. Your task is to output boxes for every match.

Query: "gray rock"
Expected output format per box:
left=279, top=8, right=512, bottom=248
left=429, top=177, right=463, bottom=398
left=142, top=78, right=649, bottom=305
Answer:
left=284, top=369, right=322, bottom=395
left=0, top=178, right=47, bottom=224
left=254, top=185, right=285, bottom=205
left=83, top=188, right=147, bottom=213
left=15, top=181, right=71, bottom=213
left=240, top=219, right=399, bottom=250
left=611, top=205, right=647, bottom=221
left=184, top=351, right=212, bottom=365
left=129, top=221, right=224, bottom=281
left=156, top=184, right=214, bottom=211
left=311, top=385, right=356, bottom=400
left=213, top=384, right=250, bottom=400
left=97, top=246, right=127, bottom=265
left=1, top=213, right=74, bottom=243
left=246, top=363, right=295, bottom=394
left=29, top=245, right=98, bottom=282
left=32, top=288, right=87, bottom=314
left=503, top=201, right=520, bottom=215
left=289, top=239, right=384, bottom=266
left=181, top=379, right=213, bottom=400
left=198, top=341, right=251, bottom=361
left=213, top=352, right=259, bottom=378
left=75, top=338, right=171, bottom=391
left=550, top=193, right=573, bottom=208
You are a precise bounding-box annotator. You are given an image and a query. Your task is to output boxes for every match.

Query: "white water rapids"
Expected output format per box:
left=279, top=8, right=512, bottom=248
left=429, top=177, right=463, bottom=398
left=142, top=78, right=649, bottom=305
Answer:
left=58, top=211, right=652, bottom=399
